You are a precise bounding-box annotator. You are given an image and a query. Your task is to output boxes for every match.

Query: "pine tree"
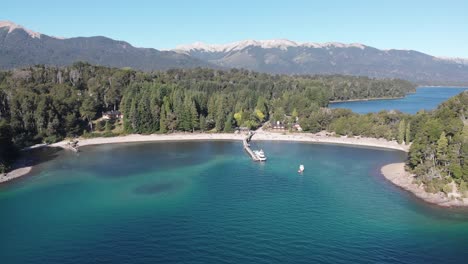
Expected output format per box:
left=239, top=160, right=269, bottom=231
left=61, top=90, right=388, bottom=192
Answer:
left=397, top=120, right=405, bottom=144
left=215, top=97, right=225, bottom=131
left=436, top=131, right=448, bottom=164
left=224, top=114, right=233, bottom=132
left=405, top=122, right=411, bottom=144
left=159, top=104, right=167, bottom=133
left=190, top=101, right=199, bottom=132
left=199, top=115, right=206, bottom=132
left=180, top=106, right=191, bottom=131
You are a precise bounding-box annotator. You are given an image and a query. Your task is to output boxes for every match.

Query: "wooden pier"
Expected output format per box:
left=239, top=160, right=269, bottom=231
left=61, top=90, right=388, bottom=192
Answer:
left=66, top=140, right=80, bottom=152
left=243, top=131, right=260, bottom=161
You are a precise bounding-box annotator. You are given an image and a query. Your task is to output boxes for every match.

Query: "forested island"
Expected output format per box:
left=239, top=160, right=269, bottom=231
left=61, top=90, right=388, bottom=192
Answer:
left=0, top=63, right=467, bottom=204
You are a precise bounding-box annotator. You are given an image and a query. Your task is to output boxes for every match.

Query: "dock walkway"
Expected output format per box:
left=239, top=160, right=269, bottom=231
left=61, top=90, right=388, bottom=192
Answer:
left=243, top=131, right=259, bottom=161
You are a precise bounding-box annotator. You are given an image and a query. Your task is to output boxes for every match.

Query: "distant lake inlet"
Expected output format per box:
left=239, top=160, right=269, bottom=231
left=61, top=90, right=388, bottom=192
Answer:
left=329, top=87, right=468, bottom=114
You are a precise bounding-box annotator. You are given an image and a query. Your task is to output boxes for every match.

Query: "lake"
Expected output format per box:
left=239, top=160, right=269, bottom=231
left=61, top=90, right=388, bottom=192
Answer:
left=329, top=87, right=468, bottom=114
left=1, top=141, right=468, bottom=263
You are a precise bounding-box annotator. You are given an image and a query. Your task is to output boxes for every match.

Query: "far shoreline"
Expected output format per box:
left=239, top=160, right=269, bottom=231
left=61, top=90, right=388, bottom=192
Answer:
left=329, top=86, right=468, bottom=104
left=329, top=96, right=404, bottom=103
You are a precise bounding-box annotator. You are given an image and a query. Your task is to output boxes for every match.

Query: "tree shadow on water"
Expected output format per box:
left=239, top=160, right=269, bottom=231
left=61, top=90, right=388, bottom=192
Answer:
left=2, top=146, right=64, bottom=184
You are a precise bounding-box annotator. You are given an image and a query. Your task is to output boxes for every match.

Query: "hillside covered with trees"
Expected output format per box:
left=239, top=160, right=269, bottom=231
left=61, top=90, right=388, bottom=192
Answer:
left=0, top=63, right=415, bottom=168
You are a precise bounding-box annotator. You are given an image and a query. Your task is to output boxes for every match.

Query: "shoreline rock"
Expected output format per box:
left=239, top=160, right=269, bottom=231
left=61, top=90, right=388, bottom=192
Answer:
left=381, top=163, right=468, bottom=207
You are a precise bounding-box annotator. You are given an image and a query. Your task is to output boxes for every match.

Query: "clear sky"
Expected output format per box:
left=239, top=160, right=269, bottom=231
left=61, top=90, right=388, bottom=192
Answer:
left=2, top=0, right=468, bottom=57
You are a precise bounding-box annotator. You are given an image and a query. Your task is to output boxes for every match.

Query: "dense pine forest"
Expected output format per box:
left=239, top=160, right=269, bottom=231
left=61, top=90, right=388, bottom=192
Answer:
left=0, top=63, right=466, bottom=195
left=407, top=92, right=468, bottom=194
left=0, top=63, right=414, bottom=146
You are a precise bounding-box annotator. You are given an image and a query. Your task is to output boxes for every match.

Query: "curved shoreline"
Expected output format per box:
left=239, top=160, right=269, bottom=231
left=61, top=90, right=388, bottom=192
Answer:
left=381, top=163, right=468, bottom=207
left=7, top=132, right=466, bottom=208
left=50, top=132, right=410, bottom=152
left=1, top=132, right=408, bottom=185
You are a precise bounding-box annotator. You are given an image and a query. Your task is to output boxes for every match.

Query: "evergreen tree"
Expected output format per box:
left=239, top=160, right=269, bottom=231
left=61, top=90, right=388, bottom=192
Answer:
left=159, top=104, right=167, bottom=133
left=397, top=120, right=405, bottom=144
left=199, top=115, right=206, bottom=132
left=80, top=96, right=98, bottom=131
left=224, top=114, right=233, bottom=132
left=437, top=131, right=448, bottom=165
left=215, top=97, right=226, bottom=131
left=405, top=122, right=411, bottom=144
left=180, top=105, right=191, bottom=131
left=0, top=120, right=17, bottom=173
left=190, top=101, right=199, bottom=132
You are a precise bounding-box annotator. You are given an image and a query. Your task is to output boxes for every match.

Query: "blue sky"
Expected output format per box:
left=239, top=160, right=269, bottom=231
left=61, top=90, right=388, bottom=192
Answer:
left=2, top=0, right=468, bottom=57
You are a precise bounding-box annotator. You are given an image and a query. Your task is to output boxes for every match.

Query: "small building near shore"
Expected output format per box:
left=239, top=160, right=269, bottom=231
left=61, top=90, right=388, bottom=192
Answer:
left=272, top=121, right=285, bottom=130
left=102, top=110, right=123, bottom=120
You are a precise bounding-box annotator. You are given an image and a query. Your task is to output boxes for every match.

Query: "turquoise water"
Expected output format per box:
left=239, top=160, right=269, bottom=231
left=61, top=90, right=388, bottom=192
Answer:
left=330, top=87, right=468, bottom=114
left=1, top=141, right=468, bottom=263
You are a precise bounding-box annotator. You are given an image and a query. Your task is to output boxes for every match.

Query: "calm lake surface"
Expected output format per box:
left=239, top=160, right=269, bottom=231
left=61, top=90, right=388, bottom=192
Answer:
left=1, top=141, right=468, bottom=263
left=330, top=87, right=468, bottom=114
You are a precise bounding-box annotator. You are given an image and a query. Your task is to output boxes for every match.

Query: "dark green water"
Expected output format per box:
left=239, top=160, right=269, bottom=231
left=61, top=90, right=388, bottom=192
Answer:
left=1, top=141, right=468, bottom=263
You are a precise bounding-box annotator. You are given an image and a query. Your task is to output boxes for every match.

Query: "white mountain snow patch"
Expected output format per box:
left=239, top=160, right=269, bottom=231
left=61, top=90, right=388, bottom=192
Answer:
left=436, top=56, right=468, bottom=65
left=0, top=20, right=42, bottom=38
left=174, top=39, right=367, bottom=53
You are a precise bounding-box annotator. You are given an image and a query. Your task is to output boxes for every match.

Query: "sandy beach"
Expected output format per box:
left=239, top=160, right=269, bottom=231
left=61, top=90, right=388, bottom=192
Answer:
left=381, top=163, right=468, bottom=207
left=48, top=132, right=410, bottom=151
left=2, top=131, right=408, bottom=184
left=4, top=131, right=466, bottom=208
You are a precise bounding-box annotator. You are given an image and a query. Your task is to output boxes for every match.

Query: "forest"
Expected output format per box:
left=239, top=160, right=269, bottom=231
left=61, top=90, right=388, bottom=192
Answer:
left=0, top=63, right=414, bottom=148
left=0, top=63, right=465, bottom=196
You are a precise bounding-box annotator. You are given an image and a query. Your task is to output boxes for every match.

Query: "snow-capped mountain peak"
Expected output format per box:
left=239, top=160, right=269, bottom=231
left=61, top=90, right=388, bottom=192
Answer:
left=0, top=20, right=42, bottom=39
left=174, top=39, right=367, bottom=53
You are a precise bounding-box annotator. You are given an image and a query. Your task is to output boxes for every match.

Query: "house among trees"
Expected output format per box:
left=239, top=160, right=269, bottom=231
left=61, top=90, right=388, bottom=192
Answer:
left=102, top=110, right=123, bottom=120
left=272, top=121, right=285, bottom=130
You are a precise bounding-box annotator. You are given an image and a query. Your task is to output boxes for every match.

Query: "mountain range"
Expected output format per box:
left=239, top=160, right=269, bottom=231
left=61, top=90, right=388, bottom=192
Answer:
left=174, top=40, right=468, bottom=85
left=0, top=21, right=210, bottom=71
left=1, top=20, right=468, bottom=85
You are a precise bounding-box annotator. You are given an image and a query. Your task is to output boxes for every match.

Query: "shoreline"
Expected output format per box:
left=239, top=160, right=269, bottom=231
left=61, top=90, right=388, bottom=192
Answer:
left=329, top=96, right=404, bottom=103
left=1, top=132, right=409, bottom=184
left=421, top=85, right=468, bottom=88
left=51, top=132, right=410, bottom=152
left=6, top=132, right=465, bottom=208
left=381, top=163, right=468, bottom=207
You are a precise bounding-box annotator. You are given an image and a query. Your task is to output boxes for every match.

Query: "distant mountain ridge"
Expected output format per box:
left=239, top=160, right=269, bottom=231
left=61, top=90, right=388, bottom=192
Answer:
left=1, top=20, right=468, bottom=85
left=0, top=21, right=211, bottom=71
left=173, top=39, right=468, bottom=85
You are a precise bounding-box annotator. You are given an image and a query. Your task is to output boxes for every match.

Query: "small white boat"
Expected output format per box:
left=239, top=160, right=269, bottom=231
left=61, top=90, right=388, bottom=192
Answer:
left=298, top=164, right=305, bottom=173
left=253, top=149, right=267, bottom=161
